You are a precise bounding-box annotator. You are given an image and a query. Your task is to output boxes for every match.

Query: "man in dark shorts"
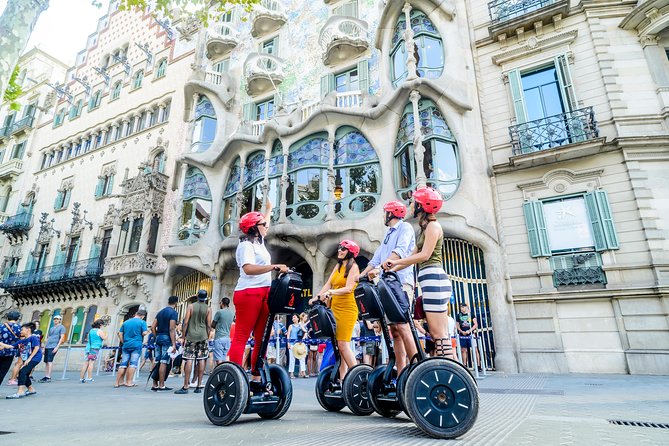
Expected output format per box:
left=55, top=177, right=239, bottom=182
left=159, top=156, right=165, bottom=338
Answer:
left=39, top=314, right=66, bottom=383
left=151, top=296, right=178, bottom=391
left=457, top=303, right=481, bottom=370
left=175, top=290, right=211, bottom=394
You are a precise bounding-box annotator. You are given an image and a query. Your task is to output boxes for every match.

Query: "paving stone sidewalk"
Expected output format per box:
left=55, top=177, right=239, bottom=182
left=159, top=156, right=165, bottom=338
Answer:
left=0, top=370, right=667, bottom=445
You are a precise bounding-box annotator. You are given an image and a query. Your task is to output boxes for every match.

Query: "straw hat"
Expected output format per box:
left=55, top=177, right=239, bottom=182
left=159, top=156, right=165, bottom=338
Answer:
left=292, top=342, right=308, bottom=359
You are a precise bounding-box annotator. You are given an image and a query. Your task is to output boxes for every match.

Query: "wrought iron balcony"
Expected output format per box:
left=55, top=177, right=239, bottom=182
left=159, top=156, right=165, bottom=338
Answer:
left=244, top=53, right=284, bottom=96
left=251, top=0, right=287, bottom=38
left=0, top=211, right=32, bottom=237
left=550, top=252, right=607, bottom=288
left=0, top=257, right=105, bottom=301
left=205, top=23, right=239, bottom=60
left=510, top=107, right=599, bottom=156
left=488, top=0, right=568, bottom=39
left=0, top=159, right=24, bottom=180
left=10, top=116, right=34, bottom=136
left=319, top=16, right=369, bottom=66
left=0, top=125, right=9, bottom=140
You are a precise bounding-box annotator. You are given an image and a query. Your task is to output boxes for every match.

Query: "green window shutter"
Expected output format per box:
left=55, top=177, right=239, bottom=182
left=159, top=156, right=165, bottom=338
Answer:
left=595, top=190, right=619, bottom=250
left=72, top=240, right=81, bottom=262
left=242, top=102, right=254, bottom=121
left=54, top=191, right=64, bottom=209
left=507, top=69, right=527, bottom=124
left=25, top=255, right=36, bottom=272
left=106, top=174, right=114, bottom=195
left=358, top=59, right=369, bottom=94
left=555, top=54, right=577, bottom=111
left=584, top=192, right=607, bottom=251
left=523, top=201, right=551, bottom=257
left=63, top=190, right=70, bottom=208
left=320, top=73, right=335, bottom=98
left=94, top=178, right=104, bottom=198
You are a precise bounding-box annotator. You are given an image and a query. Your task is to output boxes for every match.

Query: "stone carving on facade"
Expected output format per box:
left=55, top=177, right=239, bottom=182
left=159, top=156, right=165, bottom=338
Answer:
left=36, top=212, right=60, bottom=245
left=117, top=167, right=168, bottom=220
left=176, top=15, right=201, bottom=41
left=101, top=204, right=119, bottom=228
left=68, top=202, right=93, bottom=237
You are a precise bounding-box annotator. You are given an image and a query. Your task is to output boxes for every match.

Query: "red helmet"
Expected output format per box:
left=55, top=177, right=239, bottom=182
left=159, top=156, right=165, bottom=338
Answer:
left=383, top=200, right=407, bottom=219
left=239, top=212, right=264, bottom=234
left=338, top=240, right=360, bottom=258
left=413, top=187, right=443, bottom=214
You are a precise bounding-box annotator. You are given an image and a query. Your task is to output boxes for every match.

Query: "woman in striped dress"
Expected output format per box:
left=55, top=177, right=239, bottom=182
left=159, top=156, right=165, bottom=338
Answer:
left=385, top=187, right=454, bottom=358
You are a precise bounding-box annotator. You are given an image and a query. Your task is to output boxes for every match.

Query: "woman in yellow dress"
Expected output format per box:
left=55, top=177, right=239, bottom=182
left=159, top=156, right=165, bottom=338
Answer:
left=310, top=240, right=360, bottom=380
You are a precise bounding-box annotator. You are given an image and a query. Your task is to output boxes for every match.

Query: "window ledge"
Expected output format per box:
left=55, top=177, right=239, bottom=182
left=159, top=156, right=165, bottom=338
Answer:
left=493, top=137, right=608, bottom=174
left=109, top=97, right=120, bottom=103
left=54, top=207, right=67, bottom=213
left=153, top=75, right=166, bottom=82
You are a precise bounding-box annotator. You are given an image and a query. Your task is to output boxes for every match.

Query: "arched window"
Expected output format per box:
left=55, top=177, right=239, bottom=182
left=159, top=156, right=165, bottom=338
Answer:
left=89, top=90, right=102, bottom=111
left=394, top=99, right=460, bottom=201
left=155, top=58, right=167, bottom=78
left=133, top=69, right=144, bottom=89
left=179, top=166, right=211, bottom=244
left=267, top=140, right=284, bottom=222
left=333, top=127, right=381, bottom=216
left=240, top=151, right=267, bottom=218
left=390, top=9, right=444, bottom=87
left=111, top=81, right=122, bottom=100
left=191, top=95, right=217, bottom=153
left=286, top=134, right=329, bottom=222
left=220, top=157, right=241, bottom=237
left=153, top=151, right=166, bottom=174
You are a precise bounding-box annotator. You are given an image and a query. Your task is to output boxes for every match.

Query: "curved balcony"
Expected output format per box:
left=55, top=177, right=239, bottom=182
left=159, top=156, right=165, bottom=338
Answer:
left=319, top=16, right=369, bottom=66
left=244, top=53, right=285, bottom=96
left=0, top=211, right=32, bottom=241
left=251, top=0, right=287, bottom=38
left=10, top=116, right=34, bottom=136
left=205, top=23, right=239, bottom=60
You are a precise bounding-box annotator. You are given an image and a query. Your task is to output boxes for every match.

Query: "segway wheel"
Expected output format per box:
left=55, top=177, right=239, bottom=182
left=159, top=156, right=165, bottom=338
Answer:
left=258, top=364, right=293, bottom=420
left=315, top=365, right=346, bottom=412
left=396, top=364, right=412, bottom=416
left=368, top=365, right=401, bottom=418
left=404, top=358, right=479, bottom=439
left=203, top=362, right=249, bottom=426
left=342, top=364, right=374, bottom=416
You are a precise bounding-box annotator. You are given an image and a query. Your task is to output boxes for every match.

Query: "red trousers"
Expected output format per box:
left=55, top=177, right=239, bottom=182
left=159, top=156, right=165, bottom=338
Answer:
left=229, top=286, right=270, bottom=375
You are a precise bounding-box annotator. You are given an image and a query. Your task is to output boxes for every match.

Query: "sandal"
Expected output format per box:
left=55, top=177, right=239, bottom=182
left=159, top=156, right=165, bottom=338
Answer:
left=125, top=383, right=138, bottom=387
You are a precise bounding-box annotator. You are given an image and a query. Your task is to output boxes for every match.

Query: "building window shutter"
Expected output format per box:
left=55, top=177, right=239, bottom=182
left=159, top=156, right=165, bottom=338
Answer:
left=584, top=192, right=607, bottom=251
left=72, top=239, right=81, bottom=262
left=523, top=200, right=551, bottom=257
left=320, top=73, right=335, bottom=98
left=95, top=178, right=104, bottom=198
left=242, top=102, right=254, bottom=121
left=507, top=69, right=527, bottom=124
left=25, top=255, right=36, bottom=272
left=585, top=190, right=619, bottom=250
left=63, top=190, right=70, bottom=208
left=358, top=59, right=369, bottom=94
left=54, top=191, right=64, bottom=209
left=555, top=54, right=577, bottom=111
left=106, top=174, right=114, bottom=195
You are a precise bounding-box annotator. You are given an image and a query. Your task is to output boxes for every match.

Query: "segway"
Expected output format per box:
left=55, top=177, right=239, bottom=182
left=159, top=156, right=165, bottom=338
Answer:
left=376, top=271, right=479, bottom=439
left=203, top=270, right=302, bottom=426
left=309, top=300, right=374, bottom=415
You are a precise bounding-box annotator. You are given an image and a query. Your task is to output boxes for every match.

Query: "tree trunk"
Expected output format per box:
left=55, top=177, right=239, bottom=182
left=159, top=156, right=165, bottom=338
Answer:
left=0, top=0, right=49, bottom=100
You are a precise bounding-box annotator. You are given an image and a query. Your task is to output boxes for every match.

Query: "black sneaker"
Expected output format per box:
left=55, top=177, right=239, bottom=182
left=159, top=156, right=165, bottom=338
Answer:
left=38, top=377, right=50, bottom=383
left=174, top=387, right=189, bottom=394
left=194, top=387, right=202, bottom=394
left=159, top=386, right=173, bottom=391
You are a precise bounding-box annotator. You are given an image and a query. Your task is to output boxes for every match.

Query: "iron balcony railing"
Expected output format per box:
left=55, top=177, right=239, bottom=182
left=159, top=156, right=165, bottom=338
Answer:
left=510, top=107, right=599, bottom=156
left=489, top=0, right=556, bottom=24
left=550, top=252, right=607, bottom=287
left=0, top=126, right=9, bottom=138
left=0, top=257, right=103, bottom=289
left=10, top=115, right=34, bottom=135
left=0, top=212, right=32, bottom=233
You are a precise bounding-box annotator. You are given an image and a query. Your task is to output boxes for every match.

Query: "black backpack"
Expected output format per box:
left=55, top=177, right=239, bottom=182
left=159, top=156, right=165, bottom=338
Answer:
left=354, top=277, right=384, bottom=321
left=268, top=270, right=303, bottom=315
left=308, top=302, right=337, bottom=339
left=376, top=271, right=410, bottom=324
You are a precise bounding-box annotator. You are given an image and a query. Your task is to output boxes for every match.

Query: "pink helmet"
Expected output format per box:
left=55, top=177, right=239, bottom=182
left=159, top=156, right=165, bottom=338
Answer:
left=383, top=200, right=407, bottom=219
left=239, top=212, right=264, bottom=234
left=338, top=240, right=360, bottom=258
left=413, top=187, right=443, bottom=214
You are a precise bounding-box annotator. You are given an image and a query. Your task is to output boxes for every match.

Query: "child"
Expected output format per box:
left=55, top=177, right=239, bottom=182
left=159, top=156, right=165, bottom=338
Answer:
left=0, top=322, right=42, bottom=399
left=80, top=319, right=107, bottom=383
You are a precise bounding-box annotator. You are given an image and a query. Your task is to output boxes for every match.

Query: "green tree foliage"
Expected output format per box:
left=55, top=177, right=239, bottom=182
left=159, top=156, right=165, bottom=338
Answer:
left=118, top=0, right=260, bottom=26
left=3, top=65, right=23, bottom=111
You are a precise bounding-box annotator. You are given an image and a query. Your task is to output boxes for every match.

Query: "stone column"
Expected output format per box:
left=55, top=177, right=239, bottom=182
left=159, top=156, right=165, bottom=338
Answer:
left=640, top=35, right=669, bottom=86
left=279, top=145, right=289, bottom=224
left=171, top=163, right=189, bottom=244
left=158, top=102, right=168, bottom=123
left=133, top=113, right=142, bottom=133
left=410, top=90, right=427, bottom=188
left=403, top=2, right=418, bottom=81
left=121, top=119, right=130, bottom=138
left=326, top=133, right=336, bottom=221
left=210, top=278, right=221, bottom=310
left=99, top=128, right=107, bottom=147
left=91, top=131, right=100, bottom=150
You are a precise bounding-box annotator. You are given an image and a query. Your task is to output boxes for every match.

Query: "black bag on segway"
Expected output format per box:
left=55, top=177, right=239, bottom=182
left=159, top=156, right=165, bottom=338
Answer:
left=376, top=271, right=410, bottom=324
left=309, top=303, right=337, bottom=338
left=354, top=277, right=384, bottom=321
left=268, top=270, right=303, bottom=314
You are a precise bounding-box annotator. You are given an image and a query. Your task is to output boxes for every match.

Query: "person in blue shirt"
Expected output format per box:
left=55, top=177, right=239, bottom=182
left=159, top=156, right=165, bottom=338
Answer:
left=0, top=310, right=21, bottom=386
left=114, top=309, right=149, bottom=388
left=0, top=322, right=42, bottom=399
left=80, top=319, right=107, bottom=383
left=357, top=200, right=418, bottom=374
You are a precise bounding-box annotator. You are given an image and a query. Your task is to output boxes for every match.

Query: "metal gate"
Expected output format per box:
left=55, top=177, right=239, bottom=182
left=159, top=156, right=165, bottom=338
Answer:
left=173, top=271, right=213, bottom=320
left=442, top=238, right=496, bottom=370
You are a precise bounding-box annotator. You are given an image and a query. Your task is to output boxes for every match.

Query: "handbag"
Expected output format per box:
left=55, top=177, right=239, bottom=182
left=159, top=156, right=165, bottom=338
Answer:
left=413, top=295, right=426, bottom=320
left=268, top=270, right=303, bottom=314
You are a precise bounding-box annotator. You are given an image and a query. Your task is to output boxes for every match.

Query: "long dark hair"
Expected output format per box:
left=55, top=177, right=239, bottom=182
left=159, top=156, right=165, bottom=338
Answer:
left=337, top=253, right=356, bottom=278
left=417, top=207, right=437, bottom=233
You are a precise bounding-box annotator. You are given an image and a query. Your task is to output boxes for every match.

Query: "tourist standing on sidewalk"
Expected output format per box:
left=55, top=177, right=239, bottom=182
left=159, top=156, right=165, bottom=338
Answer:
left=175, top=290, right=212, bottom=394
left=80, top=319, right=106, bottom=383
left=39, top=314, right=66, bottom=383
left=228, top=204, right=289, bottom=387
left=385, top=187, right=454, bottom=358
left=33, top=321, right=43, bottom=344
left=287, top=314, right=306, bottom=378
left=0, top=310, right=21, bottom=386
left=212, top=297, right=234, bottom=366
left=114, top=310, right=149, bottom=388
left=151, top=295, right=179, bottom=391
left=457, top=303, right=480, bottom=370
left=357, top=201, right=418, bottom=373
left=0, top=322, right=42, bottom=399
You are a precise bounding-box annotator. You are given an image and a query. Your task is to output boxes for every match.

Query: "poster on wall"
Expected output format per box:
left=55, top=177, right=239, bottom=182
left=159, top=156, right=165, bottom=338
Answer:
left=543, top=197, right=595, bottom=251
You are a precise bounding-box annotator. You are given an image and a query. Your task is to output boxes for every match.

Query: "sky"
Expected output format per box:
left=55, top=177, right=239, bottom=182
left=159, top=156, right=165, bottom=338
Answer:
left=0, top=0, right=108, bottom=66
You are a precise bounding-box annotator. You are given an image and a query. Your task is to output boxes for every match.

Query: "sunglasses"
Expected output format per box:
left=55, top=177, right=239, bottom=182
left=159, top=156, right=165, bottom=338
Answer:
left=256, top=222, right=268, bottom=227
left=337, top=246, right=348, bottom=252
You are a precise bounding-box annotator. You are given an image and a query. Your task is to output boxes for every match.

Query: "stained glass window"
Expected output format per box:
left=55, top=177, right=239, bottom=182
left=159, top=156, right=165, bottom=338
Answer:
left=244, top=152, right=266, bottom=186
left=287, top=137, right=329, bottom=171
